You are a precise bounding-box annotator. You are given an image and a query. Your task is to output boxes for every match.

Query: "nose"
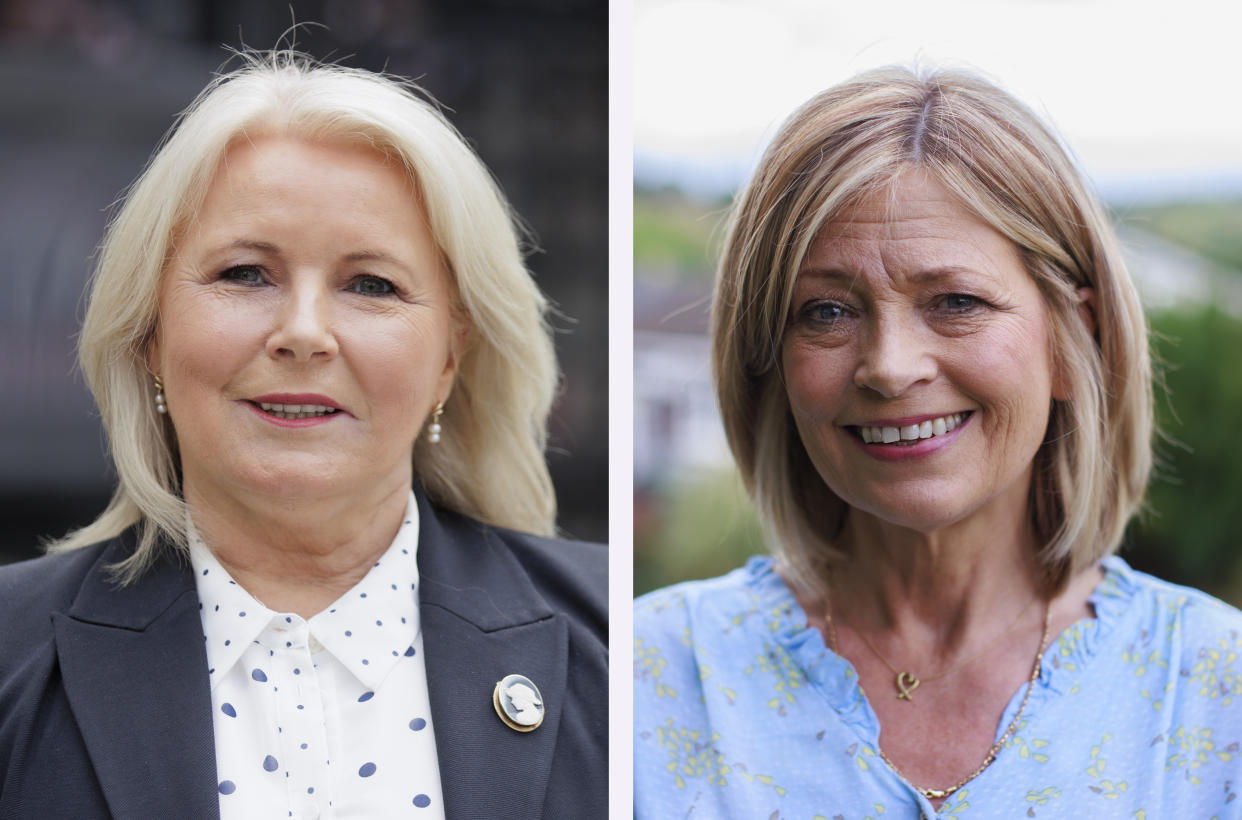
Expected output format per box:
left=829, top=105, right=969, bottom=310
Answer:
left=265, top=280, right=339, bottom=362
left=853, top=312, right=937, bottom=397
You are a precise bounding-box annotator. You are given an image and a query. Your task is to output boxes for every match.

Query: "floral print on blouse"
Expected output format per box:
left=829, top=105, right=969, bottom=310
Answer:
left=634, top=555, right=1242, bottom=819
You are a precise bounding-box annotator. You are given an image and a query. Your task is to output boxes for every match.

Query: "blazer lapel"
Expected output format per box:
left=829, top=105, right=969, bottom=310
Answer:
left=54, top=534, right=219, bottom=819
left=416, top=493, right=568, bottom=820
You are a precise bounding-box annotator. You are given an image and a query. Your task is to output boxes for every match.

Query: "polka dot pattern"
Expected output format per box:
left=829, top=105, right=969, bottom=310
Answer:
left=189, top=492, right=445, bottom=819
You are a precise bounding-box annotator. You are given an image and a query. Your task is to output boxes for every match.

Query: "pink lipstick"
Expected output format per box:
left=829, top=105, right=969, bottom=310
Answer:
left=244, top=393, right=347, bottom=428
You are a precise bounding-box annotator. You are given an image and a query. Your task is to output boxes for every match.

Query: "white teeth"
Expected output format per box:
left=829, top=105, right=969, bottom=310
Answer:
left=859, top=412, right=968, bottom=445
left=256, top=401, right=338, bottom=419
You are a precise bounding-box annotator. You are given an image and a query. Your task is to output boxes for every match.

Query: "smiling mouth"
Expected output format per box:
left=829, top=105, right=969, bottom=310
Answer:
left=851, top=412, right=972, bottom=445
left=252, top=401, right=342, bottom=421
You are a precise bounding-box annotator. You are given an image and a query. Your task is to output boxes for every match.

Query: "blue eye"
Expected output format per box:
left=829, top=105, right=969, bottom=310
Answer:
left=349, top=276, right=395, bottom=296
left=941, top=294, right=980, bottom=312
left=804, top=302, right=847, bottom=324
left=221, top=265, right=264, bottom=284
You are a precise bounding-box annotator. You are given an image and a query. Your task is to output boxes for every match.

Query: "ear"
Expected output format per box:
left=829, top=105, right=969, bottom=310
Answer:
left=146, top=326, right=162, bottom=378
left=434, top=319, right=470, bottom=403
left=1052, top=287, right=1096, bottom=402
left=1076, top=286, right=1097, bottom=339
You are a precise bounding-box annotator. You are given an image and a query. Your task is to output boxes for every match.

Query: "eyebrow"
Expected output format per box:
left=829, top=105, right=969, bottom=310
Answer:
left=220, top=240, right=411, bottom=272
left=343, top=249, right=409, bottom=269
left=226, top=239, right=279, bottom=254
left=796, top=265, right=989, bottom=285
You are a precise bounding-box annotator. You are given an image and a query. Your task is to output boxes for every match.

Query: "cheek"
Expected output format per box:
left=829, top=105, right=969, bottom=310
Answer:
left=782, top=343, right=852, bottom=422
left=958, top=320, right=1055, bottom=438
left=160, top=295, right=265, bottom=391
left=341, top=312, right=452, bottom=407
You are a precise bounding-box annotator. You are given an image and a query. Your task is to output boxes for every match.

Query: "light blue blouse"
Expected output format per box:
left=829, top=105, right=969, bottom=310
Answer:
left=634, top=555, right=1242, bottom=819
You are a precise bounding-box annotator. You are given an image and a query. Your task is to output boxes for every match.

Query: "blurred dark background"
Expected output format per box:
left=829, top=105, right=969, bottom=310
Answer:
left=0, top=0, right=607, bottom=563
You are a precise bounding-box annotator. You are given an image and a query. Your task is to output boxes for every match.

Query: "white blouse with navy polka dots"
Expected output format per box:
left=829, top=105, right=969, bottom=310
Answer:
left=189, top=492, right=445, bottom=819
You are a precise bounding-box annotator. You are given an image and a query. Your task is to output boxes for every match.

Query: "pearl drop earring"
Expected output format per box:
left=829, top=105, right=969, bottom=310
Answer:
left=154, top=375, right=167, bottom=414
left=428, top=401, right=444, bottom=443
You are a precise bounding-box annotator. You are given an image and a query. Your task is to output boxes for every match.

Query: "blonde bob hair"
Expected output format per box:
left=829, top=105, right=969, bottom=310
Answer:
left=713, top=66, right=1152, bottom=595
left=52, top=51, right=558, bottom=581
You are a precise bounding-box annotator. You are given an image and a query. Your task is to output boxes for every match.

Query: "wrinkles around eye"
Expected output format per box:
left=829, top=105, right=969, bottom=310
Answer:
left=795, top=300, right=853, bottom=328
left=220, top=264, right=265, bottom=284
left=936, top=293, right=986, bottom=313
left=347, top=275, right=397, bottom=296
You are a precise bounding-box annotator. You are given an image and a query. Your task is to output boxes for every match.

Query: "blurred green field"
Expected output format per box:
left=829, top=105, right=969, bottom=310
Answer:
left=633, top=186, right=729, bottom=277
left=1121, top=200, right=1242, bottom=272
left=635, top=188, right=1242, bottom=607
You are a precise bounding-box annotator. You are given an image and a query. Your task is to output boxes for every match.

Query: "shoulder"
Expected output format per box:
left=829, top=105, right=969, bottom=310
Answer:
left=487, top=524, right=608, bottom=641
left=634, top=557, right=808, bottom=815
left=634, top=557, right=769, bottom=642
left=0, top=543, right=114, bottom=732
left=1106, top=556, right=1242, bottom=642
left=489, top=526, right=607, bottom=619
left=419, top=500, right=606, bottom=640
left=634, top=558, right=781, bottom=704
left=0, top=544, right=111, bottom=655
left=1098, top=556, right=1242, bottom=709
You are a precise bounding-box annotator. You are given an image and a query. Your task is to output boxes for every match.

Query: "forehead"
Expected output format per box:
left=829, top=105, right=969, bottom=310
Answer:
left=173, top=133, right=432, bottom=259
left=207, top=134, right=412, bottom=201
left=803, top=170, right=1020, bottom=276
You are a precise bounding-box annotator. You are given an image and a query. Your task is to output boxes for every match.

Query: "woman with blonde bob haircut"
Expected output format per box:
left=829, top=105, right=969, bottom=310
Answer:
left=1, top=51, right=605, bottom=819
left=635, top=66, right=1242, bottom=818
left=718, top=67, right=1149, bottom=597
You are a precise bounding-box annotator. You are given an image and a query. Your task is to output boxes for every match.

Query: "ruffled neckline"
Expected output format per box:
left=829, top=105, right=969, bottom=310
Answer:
left=741, top=553, right=1140, bottom=740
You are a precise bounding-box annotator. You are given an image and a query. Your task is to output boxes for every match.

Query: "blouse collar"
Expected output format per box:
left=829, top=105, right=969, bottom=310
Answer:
left=189, top=491, right=422, bottom=692
left=745, top=553, right=1139, bottom=737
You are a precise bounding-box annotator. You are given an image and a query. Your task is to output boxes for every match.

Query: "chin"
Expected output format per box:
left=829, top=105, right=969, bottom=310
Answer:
left=839, top=481, right=976, bottom=533
left=229, top=458, right=358, bottom=501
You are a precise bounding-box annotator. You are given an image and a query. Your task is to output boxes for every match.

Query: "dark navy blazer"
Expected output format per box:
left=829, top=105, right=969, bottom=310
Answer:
left=0, top=491, right=607, bottom=819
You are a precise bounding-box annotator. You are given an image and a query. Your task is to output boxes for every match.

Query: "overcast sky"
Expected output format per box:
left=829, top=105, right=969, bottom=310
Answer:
left=634, top=0, right=1242, bottom=201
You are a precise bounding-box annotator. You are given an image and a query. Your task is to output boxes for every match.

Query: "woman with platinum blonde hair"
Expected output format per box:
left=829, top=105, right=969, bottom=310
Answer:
left=0, top=51, right=605, bottom=819
left=635, top=66, right=1242, bottom=817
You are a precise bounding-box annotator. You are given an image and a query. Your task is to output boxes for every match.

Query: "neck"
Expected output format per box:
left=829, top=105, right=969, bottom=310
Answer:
left=184, top=474, right=412, bottom=619
left=824, top=501, right=1046, bottom=662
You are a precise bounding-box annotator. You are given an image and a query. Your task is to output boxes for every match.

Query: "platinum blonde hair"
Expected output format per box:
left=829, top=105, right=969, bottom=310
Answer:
left=713, top=66, right=1152, bottom=595
left=51, top=51, right=558, bottom=581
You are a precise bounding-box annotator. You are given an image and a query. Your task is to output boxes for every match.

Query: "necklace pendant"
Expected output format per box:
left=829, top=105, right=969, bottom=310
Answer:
left=922, top=786, right=951, bottom=799
left=895, top=671, right=920, bottom=700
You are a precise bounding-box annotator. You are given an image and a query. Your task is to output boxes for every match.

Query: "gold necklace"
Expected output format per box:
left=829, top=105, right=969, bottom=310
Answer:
left=826, top=595, right=1039, bottom=701
left=826, top=597, right=1051, bottom=801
